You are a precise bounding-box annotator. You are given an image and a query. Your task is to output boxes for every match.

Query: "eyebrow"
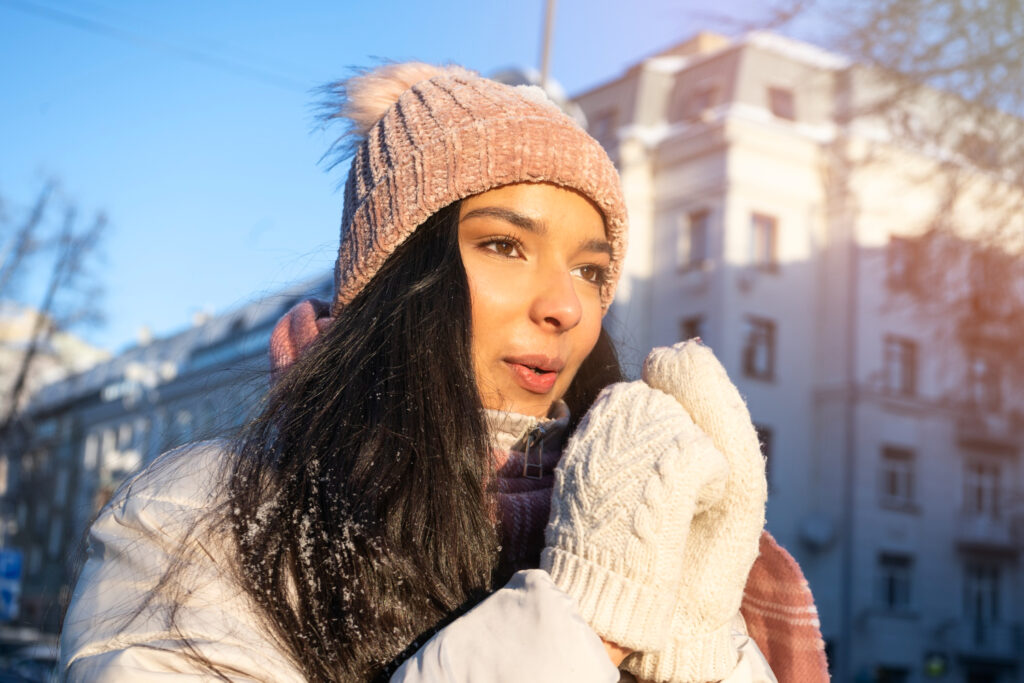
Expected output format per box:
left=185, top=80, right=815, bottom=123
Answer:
left=461, top=206, right=546, bottom=235
left=461, top=206, right=613, bottom=257
left=581, top=238, right=613, bottom=258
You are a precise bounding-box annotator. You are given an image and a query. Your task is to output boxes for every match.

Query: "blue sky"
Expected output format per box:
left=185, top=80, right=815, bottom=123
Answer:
left=1, top=0, right=826, bottom=352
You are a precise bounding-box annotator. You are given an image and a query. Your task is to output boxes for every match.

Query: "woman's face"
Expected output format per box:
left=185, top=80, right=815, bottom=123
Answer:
left=458, top=183, right=610, bottom=417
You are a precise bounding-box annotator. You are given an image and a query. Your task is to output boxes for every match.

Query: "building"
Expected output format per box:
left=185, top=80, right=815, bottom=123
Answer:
left=574, top=31, right=1024, bottom=683
left=0, top=274, right=330, bottom=632
left=0, top=302, right=109, bottom=422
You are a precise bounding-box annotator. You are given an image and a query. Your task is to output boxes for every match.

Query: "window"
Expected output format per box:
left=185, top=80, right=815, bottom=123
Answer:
left=679, top=316, right=703, bottom=343
left=34, top=503, right=49, bottom=535
left=969, top=249, right=1012, bottom=316
left=876, top=667, right=910, bottom=683
left=686, top=83, right=719, bottom=121
left=676, top=209, right=709, bottom=271
left=750, top=213, right=778, bottom=269
left=117, top=423, right=133, bottom=449
left=47, top=516, right=64, bottom=558
left=53, top=468, right=69, bottom=503
left=964, top=562, right=1001, bottom=641
left=964, top=460, right=1001, bottom=519
left=28, top=546, right=41, bottom=576
left=886, top=236, right=920, bottom=290
left=968, top=355, right=1001, bottom=411
left=589, top=110, right=617, bottom=152
left=83, top=434, right=99, bottom=470
left=754, top=424, right=773, bottom=490
left=877, top=553, right=913, bottom=611
left=768, top=87, right=796, bottom=120
left=883, top=336, right=917, bottom=396
left=879, top=447, right=915, bottom=509
left=742, top=317, right=776, bottom=381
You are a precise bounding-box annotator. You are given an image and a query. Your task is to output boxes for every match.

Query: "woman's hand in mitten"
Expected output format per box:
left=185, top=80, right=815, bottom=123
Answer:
left=541, top=380, right=728, bottom=654
left=623, top=341, right=767, bottom=683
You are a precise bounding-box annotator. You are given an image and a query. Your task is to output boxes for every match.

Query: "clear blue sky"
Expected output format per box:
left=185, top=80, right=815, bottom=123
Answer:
left=1, top=0, right=826, bottom=352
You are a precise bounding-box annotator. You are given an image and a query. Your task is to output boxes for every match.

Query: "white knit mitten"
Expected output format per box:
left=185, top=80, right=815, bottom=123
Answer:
left=623, top=341, right=768, bottom=683
left=541, top=380, right=728, bottom=652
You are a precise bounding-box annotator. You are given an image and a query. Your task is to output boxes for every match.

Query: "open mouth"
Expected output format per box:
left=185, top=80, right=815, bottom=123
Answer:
left=505, top=356, right=563, bottom=393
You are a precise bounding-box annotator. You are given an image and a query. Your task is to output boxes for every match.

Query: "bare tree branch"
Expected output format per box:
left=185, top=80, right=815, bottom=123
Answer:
left=0, top=183, right=53, bottom=300
left=0, top=185, right=106, bottom=449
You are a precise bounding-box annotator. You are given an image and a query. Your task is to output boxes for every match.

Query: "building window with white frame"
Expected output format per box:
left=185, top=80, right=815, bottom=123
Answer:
left=879, top=446, right=915, bottom=509
left=877, top=553, right=913, bottom=611
left=964, top=460, right=1001, bottom=519
left=883, top=335, right=917, bottom=397
left=968, top=354, right=1001, bottom=411
left=750, top=213, right=778, bottom=270
left=742, top=316, right=776, bottom=381
left=676, top=209, right=709, bottom=271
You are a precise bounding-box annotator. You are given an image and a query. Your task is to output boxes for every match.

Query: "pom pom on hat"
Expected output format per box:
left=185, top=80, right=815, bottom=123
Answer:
left=323, top=62, right=476, bottom=144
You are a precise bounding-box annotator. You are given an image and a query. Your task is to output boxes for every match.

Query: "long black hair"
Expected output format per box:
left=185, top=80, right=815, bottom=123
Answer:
left=221, top=198, right=623, bottom=680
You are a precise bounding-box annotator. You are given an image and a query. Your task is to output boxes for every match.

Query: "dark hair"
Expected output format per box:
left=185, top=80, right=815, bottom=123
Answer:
left=223, top=200, right=623, bottom=680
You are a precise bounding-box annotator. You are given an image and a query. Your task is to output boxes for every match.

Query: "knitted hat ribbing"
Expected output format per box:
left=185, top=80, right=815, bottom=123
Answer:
left=325, top=63, right=628, bottom=313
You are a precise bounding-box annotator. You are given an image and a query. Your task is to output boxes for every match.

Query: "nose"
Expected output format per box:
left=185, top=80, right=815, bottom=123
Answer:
left=530, top=269, right=583, bottom=331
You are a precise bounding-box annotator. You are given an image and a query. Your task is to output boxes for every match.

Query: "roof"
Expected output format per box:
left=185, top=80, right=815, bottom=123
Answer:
left=28, top=272, right=332, bottom=411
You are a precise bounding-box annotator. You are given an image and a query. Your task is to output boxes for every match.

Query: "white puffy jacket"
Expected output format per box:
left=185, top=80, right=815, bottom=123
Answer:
left=61, top=441, right=776, bottom=682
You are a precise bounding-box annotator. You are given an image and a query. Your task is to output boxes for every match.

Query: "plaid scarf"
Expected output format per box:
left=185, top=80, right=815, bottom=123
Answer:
left=271, top=299, right=830, bottom=682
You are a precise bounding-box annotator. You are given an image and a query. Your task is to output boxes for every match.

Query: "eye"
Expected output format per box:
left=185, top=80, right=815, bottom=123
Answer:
left=483, top=237, right=523, bottom=259
left=573, top=264, right=608, bottom=285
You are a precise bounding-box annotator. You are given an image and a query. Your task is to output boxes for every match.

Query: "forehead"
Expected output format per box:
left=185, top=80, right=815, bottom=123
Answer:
left=459, top=183, right=606, bottom=237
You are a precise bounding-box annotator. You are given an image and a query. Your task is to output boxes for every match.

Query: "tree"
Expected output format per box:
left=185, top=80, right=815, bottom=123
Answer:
left=0, top=183, right=106, bottom=450
left=712, top=0, right=1024, bottom=374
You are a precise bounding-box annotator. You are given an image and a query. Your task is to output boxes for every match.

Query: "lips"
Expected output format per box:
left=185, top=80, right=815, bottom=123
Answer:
left=504, top=355, right=564, bottom=394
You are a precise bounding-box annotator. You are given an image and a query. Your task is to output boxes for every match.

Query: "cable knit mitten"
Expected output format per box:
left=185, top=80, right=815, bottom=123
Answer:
left=622, top=341, right=768, bottom=683
left=541, top=380, right=728, bottom=652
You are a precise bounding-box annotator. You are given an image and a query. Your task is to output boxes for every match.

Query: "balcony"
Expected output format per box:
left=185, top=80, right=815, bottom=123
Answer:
left=955, top=412, right=1020, bottom=453
left=954, top=514, right=1021, bottom=554
left=952, top=621, right=1024, bottom=661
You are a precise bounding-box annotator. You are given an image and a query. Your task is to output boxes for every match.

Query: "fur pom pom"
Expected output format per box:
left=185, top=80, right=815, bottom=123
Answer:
left=342, top=62, right=474, bottom=136
left=321, top=62, right=476, bottom=159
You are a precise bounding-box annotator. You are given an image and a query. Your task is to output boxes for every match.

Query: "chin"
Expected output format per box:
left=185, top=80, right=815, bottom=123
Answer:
left=488, top=391, right=552, bottom=417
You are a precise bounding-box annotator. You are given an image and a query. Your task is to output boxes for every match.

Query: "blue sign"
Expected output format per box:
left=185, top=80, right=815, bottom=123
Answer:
left=0, top=550, right=22, bottom=621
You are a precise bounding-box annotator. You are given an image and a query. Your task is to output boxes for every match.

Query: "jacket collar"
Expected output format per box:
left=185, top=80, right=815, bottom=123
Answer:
left=483, top=400, right=570, bottom=454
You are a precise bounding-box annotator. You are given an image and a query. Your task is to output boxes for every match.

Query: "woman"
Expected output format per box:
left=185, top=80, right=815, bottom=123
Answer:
left=60, top=63, right=827, bottom=682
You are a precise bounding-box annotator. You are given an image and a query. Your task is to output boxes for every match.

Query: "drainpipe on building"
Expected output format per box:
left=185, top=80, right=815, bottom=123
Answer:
left=836, top=87, right=859, bottom=681
left=839, top=218, right=859, bottom=682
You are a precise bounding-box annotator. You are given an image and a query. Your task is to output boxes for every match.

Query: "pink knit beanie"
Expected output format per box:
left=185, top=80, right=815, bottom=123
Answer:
left=324, top=62, right=628, bottom=313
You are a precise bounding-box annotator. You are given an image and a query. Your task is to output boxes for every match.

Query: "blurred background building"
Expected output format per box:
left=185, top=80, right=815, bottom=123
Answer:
left=0, top=274, right=330, bottom=632
left=579, top=30, right=1024, bottom=683
left=1, top=27, right=1022, bottom=683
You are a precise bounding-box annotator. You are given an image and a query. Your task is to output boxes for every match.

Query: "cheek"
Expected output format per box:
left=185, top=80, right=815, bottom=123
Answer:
left=464, top=262, right=512, bottom=365
left=562, top=306, right=604, bottom=387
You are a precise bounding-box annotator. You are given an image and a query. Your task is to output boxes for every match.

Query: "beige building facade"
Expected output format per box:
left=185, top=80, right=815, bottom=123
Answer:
left=575, top=31, right=1024, bottom=683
